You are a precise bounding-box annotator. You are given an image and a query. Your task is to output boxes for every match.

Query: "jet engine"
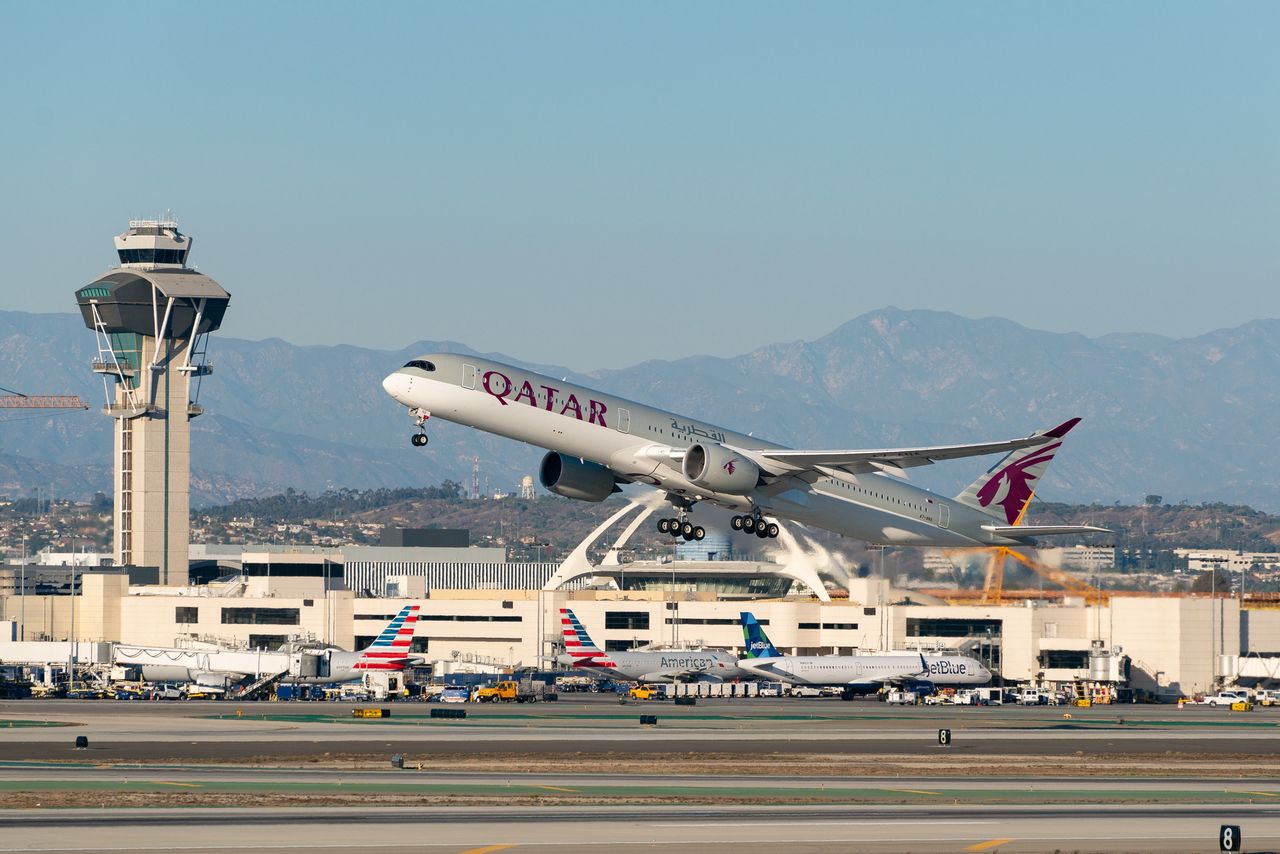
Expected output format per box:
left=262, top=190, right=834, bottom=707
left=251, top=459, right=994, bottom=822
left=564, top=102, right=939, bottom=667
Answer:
left=539, top=452, right=619, bottom=502
left=682, top=443, right=760, bottom=494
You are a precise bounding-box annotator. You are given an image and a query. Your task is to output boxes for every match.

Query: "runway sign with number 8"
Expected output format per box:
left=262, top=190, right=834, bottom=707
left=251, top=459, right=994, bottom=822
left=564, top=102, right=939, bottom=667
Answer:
left=1220, top=824, right=1242, bottom=851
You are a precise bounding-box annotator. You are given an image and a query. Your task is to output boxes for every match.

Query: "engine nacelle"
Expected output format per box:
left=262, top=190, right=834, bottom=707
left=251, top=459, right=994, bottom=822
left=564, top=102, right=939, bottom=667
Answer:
left=539, top=452, right=618, bottom=502
left=682, top=443, right=760, bottom=494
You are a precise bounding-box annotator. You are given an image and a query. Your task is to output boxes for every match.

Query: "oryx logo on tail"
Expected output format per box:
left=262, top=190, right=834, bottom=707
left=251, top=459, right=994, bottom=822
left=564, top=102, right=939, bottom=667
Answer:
left=954, top=417, right=1080, bottom=525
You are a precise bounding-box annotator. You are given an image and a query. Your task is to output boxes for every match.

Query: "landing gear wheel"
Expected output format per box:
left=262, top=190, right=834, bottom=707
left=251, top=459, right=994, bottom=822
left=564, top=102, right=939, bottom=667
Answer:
left=755, top=524, right=769, bottom=538
left=680, top=521, right=695, bottom=538
left=682, top=530, right=694, bottom=542
left=693, top=526, right=706, bottom=541
left=669, top=518, right=682, bottom=537
left=730, top=515, right=745, bottom=531
left=410, top=433, right=428, bottom=447
left=742, top=516, right=757, bottom=534
left=766, top=522, right=780, bottom=538
left=657, top=518, right=671, bottom=534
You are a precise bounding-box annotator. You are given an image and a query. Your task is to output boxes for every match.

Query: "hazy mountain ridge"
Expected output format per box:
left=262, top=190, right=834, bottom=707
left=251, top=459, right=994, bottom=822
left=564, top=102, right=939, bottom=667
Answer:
left=2, top=308, right=1279, bottom=510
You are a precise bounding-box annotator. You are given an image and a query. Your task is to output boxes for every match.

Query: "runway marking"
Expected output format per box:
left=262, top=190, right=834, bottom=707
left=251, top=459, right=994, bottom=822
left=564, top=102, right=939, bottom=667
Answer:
left=458, top=846, right=516, bottom=854
left=884, top=788, right=942, bottom=795
left=964, top=839, right=1014, bottom=852
left=155, top=781, right=202, bottom=788
left=536, top=785, right=578, bottom=793
left=1243, top=790, right=1280, bottom=798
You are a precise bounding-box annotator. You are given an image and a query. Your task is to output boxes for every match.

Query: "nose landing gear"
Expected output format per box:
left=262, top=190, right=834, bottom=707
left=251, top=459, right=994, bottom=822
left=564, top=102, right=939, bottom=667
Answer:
left=408, top=408, right=430, bottom=447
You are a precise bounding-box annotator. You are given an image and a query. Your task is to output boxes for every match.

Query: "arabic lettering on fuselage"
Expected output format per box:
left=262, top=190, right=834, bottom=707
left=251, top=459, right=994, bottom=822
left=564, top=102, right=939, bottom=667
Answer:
left=482, top=369, right=609, bottom=427
left=669, top=419, right=726, bottom=444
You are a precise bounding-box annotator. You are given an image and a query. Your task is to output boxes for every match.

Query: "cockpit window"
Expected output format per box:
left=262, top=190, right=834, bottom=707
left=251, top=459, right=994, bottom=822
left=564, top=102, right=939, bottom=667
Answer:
left=403, top=360, right=436, bottom=371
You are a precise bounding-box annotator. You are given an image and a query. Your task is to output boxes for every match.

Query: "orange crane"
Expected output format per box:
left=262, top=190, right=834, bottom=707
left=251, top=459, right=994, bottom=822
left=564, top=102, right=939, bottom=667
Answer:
left=946, top=545, right=1107, bottom=605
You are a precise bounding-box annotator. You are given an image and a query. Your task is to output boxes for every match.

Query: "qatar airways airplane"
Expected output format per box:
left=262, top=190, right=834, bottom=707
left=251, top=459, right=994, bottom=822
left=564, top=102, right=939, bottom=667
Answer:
left=381, top=354, right=1107, bottom=547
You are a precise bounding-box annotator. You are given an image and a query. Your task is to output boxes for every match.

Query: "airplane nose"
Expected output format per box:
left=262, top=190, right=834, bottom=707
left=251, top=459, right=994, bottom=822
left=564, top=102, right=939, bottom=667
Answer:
left=382, top=371, right=410, bottom=404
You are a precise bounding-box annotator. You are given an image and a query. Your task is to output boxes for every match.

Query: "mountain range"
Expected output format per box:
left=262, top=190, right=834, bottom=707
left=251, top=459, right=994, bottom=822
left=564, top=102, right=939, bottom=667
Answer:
left=2, top=307, right=1278, bottom=511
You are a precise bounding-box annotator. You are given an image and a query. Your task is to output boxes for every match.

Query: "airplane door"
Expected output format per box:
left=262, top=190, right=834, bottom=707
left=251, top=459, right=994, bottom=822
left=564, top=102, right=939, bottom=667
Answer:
left=462, top=364, right=476, bottom=390
left=617, top=408, right=630, bottom=433
left=938, top=505, right=950, bottom=528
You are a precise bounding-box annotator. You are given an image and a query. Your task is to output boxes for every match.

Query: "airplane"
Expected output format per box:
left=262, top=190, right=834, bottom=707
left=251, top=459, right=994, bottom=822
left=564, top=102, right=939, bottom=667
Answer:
left=556, top=608, right=746, bottom=683
left=115, top=605, right=421, bottom=691
left=382, top=354, right=1109, bottom=547
left=735, top=611, right=990, bottom=699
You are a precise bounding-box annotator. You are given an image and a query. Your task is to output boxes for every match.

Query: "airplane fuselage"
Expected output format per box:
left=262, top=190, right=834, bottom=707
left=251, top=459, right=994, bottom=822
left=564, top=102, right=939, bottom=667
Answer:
left=559, top=649, right=747, bottom=683
left=739, top=653, right=990, bottom=688
left=383, top=355, right=1035, bottom=547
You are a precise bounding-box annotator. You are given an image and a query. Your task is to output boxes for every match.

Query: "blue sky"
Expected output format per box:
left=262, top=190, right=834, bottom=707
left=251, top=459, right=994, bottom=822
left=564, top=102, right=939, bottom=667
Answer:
left=2, top=3, right=1276, bottom=369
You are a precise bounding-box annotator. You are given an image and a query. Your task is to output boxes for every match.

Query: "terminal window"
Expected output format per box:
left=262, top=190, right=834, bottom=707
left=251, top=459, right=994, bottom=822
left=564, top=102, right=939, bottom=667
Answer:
left=221, top=607, right=301, bottom=625
left=248, top=634, right=289, bottom=649
left=906, top=618, right=1002, bottom=638
left=605, top=611, right=650, bottom=630
left=417, top=614, right=522, bottom=623
left=1038, top=650, right=1091, bottom=669
left=605, top=639, right=641, bottom=651
left=798, top=622, right=859, bottom=630
left=175, top=606, right=198, bottom=624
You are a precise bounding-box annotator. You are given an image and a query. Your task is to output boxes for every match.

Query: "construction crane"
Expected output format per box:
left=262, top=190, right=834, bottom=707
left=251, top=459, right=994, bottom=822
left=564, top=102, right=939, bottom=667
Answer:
left=0, top=385, right=90, bottom=417
left=946, top=545, right=1106, bottom=605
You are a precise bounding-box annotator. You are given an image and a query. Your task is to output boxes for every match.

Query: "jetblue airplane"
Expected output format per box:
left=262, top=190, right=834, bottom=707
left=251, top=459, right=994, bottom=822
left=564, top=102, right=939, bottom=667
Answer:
left=382, top=354, right=1107, bottom=546
left=736, top=612, right=990, bottom=698
left=557, top=608, right=745, bottom=683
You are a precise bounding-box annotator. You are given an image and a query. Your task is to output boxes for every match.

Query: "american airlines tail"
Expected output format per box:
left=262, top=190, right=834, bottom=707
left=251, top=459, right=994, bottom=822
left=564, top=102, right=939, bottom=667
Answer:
left=560, top=608, right=603, bottom=661
left=352, top=604, right=420, bottom=671
left=954, top=417, right=1081, bottom=526
left=740, top=612, right=781, bottom=659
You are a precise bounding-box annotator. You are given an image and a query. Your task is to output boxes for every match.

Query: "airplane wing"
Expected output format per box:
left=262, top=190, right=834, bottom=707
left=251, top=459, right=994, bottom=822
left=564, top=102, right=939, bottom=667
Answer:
left=745, top=418, right=1080, bottom=479
left=877, top=653, right=933, bottom=687
left=983, top=524, right=1112, bottom=539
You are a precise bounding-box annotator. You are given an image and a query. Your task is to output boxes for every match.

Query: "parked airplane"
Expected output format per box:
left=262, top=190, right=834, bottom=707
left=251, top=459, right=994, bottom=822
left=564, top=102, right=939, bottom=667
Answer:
left=557, top=608, right=745, bottom=683
left=735, top=611, right=990, bottom=698
left=115, top=605, right=421, bottom=692
left=382, top=355, right=1107, bottom=547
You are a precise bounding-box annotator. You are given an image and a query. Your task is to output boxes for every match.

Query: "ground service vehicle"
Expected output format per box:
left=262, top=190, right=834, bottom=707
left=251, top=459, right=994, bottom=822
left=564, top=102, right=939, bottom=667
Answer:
left=629, top=685, right=659, bottom=700
left=474, top=680, right=543, bottom=703
left=1203, top=690, right=1251, bottom=707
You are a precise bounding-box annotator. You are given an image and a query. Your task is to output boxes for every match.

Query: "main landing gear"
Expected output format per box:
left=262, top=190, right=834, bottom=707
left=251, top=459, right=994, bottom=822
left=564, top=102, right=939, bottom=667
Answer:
left=408, top=408, right=430, bottom=447
left=731, top=514, right=779, bottom=539
left=656, top=515, right=705, bottom=542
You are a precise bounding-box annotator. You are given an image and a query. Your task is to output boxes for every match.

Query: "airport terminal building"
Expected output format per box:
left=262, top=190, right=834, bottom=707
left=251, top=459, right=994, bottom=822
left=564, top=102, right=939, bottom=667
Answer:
left=3, top=541, right=1278, bottom=698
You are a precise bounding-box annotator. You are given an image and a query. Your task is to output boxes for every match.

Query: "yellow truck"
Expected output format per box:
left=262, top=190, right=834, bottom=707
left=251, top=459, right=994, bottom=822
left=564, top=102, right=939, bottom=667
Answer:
left=628, top=684, right=659, bottom=701
left=474, top=679, right=543, bottom=703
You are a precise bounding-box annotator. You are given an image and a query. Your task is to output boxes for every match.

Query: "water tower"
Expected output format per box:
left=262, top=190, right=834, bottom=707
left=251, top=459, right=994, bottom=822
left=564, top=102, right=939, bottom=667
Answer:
left=74, top=218, right=230, bottom=583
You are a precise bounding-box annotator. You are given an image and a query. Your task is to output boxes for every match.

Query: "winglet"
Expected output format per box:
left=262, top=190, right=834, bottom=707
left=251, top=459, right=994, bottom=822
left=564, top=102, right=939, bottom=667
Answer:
left=1043, top=417, right=1081, bottom=439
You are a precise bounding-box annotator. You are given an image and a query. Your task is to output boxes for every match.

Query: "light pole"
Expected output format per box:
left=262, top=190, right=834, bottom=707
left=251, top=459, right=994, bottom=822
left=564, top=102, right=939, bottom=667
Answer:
left=19, top=534, right=26, bottom=642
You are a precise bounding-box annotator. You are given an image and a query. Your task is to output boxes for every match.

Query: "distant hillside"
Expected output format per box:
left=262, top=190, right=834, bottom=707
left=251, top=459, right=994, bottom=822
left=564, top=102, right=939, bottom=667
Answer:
left=4, top=307, right=1280, bottom=510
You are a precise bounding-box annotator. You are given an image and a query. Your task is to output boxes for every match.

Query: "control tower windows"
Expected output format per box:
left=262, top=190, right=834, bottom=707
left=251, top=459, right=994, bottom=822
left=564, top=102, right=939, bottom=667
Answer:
left=403, top=360, right=436, bottom=371
left=117, top=248, right=188, bottom=265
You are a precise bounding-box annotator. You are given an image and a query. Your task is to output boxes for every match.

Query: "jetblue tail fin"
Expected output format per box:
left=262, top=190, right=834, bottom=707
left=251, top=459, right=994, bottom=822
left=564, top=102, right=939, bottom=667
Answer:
left=954, top=418, right=1080, bottom=525
left=354, top=604, right=419, bottom=671
left=560, top=608, right=603, bottom=659
left=740, top=612, right=780, bottom=659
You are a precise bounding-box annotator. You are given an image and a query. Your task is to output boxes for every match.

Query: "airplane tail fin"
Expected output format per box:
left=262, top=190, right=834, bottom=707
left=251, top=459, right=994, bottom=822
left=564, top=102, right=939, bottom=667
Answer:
left=740, top=612, right=780, bottom=659
left=560, top=608, right=603, bottom=660
left=354, top=604, right=419, bottom=671
left=953, top=418, right=1080, bottom=525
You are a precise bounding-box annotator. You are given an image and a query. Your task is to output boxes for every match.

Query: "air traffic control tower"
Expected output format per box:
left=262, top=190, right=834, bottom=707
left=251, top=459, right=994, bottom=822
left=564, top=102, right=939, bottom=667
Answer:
left=74, top=219, right=230, bottom=583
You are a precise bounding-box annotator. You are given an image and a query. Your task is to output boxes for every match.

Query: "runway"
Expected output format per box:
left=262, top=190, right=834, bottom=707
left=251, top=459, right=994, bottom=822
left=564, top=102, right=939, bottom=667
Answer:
left=0, top=805, right=1275, bottom=853
left=3, top=698, right=1278, bottom=852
